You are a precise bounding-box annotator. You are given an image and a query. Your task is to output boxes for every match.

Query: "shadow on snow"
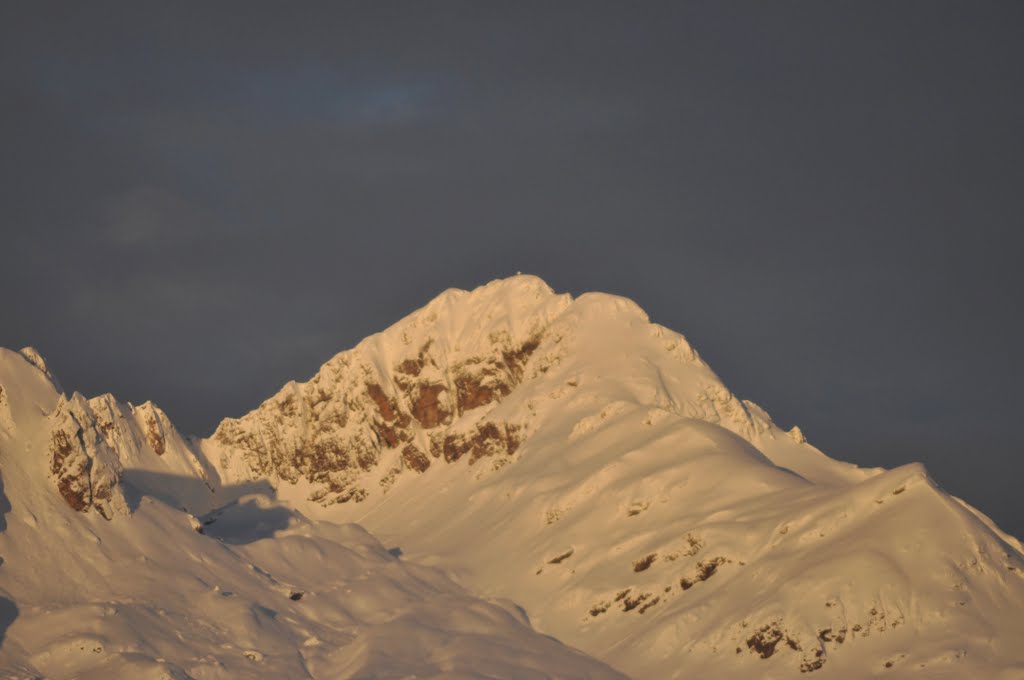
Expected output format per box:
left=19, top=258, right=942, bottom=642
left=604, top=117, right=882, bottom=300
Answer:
left=120, top=470, right=295, bottom=545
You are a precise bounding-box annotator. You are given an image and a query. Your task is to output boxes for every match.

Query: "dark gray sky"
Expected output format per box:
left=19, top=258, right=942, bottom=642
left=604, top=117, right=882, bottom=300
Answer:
left=2, top=3, right=1022, bottom=536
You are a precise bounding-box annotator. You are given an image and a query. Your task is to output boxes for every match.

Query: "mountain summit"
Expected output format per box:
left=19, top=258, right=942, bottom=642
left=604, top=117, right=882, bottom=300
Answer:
left=2, top=276, right=1023, bottom=678
left=206, top=275, right=866, bottom=503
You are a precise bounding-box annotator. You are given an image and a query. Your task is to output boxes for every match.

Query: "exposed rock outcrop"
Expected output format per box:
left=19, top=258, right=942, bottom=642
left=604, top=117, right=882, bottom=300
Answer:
left=44, top=393, right=211, bottom=518
left=47, top=394, right=129, bottom=520
left=210, top=331, right=544, bottom=506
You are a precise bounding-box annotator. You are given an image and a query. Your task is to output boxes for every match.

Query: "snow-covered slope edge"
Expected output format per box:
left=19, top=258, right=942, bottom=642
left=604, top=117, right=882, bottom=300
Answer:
left=0, top=347, right=625, bottom=679
left=204, top=275, right=1024, bottom=679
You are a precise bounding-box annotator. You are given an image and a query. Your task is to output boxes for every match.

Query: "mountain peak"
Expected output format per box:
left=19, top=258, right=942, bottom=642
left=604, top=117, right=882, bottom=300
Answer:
left=416, top=275, right=651, bottom=327
left=375, top=274, right=571, bottom=354
left=434, top=273, right=558, bottom=301
left=204, top=276, right=868, bottom=514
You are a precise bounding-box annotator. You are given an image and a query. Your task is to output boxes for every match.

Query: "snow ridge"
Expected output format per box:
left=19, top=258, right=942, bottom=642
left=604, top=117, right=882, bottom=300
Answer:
left=205, top=276, right=862, bottom=508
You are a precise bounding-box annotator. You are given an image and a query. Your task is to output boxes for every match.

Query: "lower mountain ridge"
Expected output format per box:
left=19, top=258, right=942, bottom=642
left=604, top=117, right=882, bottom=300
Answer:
left=1, top=276, right=1022, bottom=678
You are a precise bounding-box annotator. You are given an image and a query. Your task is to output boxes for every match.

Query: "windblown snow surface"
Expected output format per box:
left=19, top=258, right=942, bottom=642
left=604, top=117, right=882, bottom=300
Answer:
left=2, top=276, right=1023, bottom=679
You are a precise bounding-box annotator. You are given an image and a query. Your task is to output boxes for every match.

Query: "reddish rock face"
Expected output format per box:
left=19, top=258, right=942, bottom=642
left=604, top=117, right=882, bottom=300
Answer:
left=145, top=412, right=166, bottom=456
left=47, top=412, right=125, bottom=520
left=49, top=428, right=91, bottom=512
left=397, top=357, right=424, bottom=377
left=442, top=422, right=521, bottom=465
left=410, top=383, right=448, bottom=428
left=455, top=374, right=500, bottom=413
left=396, top=340, right=432, bottom=378
left=376, top=424, right=400, bottom=448
left=452, top=335, right=541, bottom=415
left=401, top=444, right=431, bottom=473
left=503, top=337, right=541, bottom=381
left=366, top=383, right=399, bottom=422
left=212, top=331, right=545, bottom=506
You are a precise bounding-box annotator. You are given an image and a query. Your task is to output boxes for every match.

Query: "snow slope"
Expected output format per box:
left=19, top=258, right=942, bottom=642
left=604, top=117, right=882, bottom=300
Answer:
left=203, top=276, right=1024, bottom=678
left=0, top=347, right=624, bottom=679
left=2, top=275, right=1023, bottom=678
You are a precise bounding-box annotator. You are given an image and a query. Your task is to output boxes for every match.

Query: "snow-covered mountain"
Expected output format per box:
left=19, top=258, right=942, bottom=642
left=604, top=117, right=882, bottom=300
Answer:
left=0, top=345, right=623, bottom=679
left=2, top=275, right=1023, bottom=678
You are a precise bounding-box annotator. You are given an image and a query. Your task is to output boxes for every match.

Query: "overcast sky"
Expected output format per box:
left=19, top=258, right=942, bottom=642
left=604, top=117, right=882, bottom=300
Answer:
left=2, top=2, right=1022, bottom=535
